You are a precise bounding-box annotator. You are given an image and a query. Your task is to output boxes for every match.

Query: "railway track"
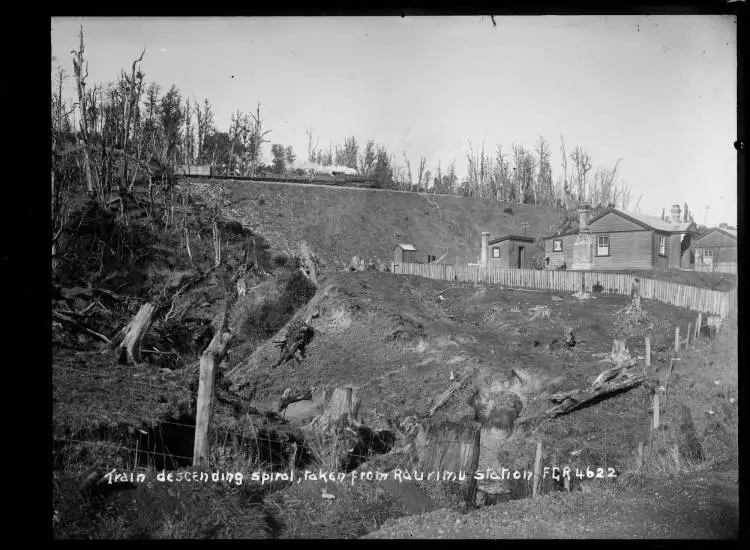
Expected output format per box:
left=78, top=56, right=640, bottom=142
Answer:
left=180, top=172, right=382, bottom=189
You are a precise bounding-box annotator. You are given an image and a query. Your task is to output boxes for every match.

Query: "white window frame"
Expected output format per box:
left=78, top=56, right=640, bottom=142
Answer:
left=703, top=249, right=714, bottom=263
left=596, top=235, right=610, bottom=256
left=553, top=239, right=563, bottom=252
left=492, top=247, right=501, bottom=258
left=658, top=234, right=666, bottom=256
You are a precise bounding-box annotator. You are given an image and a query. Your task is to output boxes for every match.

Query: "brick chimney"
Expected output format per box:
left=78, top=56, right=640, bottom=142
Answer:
left=577, top=204, right=592, bottom=233
left=480, top=232, right=490, bottom=265
left=670, top=204, right=682, bottom=223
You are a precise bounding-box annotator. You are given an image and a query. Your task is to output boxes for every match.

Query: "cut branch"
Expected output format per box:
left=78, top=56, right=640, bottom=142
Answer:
left=277, top=388, right=314, bottom=412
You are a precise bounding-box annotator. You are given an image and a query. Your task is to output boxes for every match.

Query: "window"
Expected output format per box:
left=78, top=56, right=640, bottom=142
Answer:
left=658, top=235, right=666, bottom=256
left=492, top=247, right=500, bottom=258
left=596, top=235, right=610, bottom=256
left=553, top=239, right=563, bottom=252
left=703, top=249, right=714, bottom=264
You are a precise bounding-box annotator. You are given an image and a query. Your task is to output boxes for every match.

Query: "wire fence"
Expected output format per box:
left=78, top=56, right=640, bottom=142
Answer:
left=54, top=299, right=726, bottom=501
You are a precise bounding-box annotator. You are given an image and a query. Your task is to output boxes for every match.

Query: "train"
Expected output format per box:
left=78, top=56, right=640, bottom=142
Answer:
left=176, top=164, right=381, bottom=189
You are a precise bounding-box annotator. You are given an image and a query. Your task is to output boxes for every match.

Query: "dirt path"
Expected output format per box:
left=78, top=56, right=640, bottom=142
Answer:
left=365, top=469, right=739, bottom=539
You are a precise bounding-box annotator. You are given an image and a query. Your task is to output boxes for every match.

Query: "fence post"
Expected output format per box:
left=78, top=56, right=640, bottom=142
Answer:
left=687, top=323, right=692, bottom=347
left=532, top=440, right=543, bottom=499
left=193, top=332, right=232, bottom=468
left=636, top=441, right=644, bottom=473
left=674, top=326, right=680, bottom=354
left=644, top=336, right=651, bottom=367
left=652, top=392, right=660, bottom=431
left=696, top=313, right=702, bottom=339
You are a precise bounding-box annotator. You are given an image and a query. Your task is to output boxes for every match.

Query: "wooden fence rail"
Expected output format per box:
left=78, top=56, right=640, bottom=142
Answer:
left=394, top=263, right=737, bottom=319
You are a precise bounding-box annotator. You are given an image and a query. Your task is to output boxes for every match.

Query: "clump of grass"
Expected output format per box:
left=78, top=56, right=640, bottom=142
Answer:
left=414, top=337, right=429, bottom=354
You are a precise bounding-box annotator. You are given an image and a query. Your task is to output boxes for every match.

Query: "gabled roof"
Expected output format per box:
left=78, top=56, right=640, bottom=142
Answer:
left=489, top=234, right=537, bottom=245
left=696, top=227, right=737, bottom=242
left=588, top=208, right=696, bottom=233
left=394, top=243, right=416, bottom=251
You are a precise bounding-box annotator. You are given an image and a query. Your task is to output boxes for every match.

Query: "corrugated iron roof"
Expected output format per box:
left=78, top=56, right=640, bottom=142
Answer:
left=396, top=243, right=416, bottom=251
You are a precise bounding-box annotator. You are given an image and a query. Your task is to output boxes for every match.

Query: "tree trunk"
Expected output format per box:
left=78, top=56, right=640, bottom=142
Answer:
left=113, top=303, right=155, bottom=364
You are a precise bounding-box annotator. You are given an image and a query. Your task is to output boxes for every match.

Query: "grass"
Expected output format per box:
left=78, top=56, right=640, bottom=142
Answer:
left=53, top=175, right=737, bottom=539
left=218, top=179, right=567, bottom=269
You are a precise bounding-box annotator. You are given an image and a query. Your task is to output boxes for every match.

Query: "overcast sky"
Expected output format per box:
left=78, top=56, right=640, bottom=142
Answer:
left=51, top=16, right=737, bottom=226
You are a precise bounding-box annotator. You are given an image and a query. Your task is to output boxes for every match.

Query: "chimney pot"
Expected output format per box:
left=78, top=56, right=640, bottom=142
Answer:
left=670, top=204, right=682, bottom=223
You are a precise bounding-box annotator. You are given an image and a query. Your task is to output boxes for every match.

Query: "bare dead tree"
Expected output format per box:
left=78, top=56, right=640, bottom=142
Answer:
left=71, top=26, right=96, bottom=200
left=417, top=156, right=427, bottom=193
left=620, top=180, right=633, bottom=210
left=306, top=129, right=320, bottom=163
left=402, top=152, right=413, bottom=191
left=122, top=49, right=145, bottom=192
left=570, top=145, right=592, bottom=203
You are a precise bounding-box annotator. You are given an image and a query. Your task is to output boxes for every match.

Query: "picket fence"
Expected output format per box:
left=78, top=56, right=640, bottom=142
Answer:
left=695, top=262, right=738, bottom=274
left=394, top=262, right=737, bottom=319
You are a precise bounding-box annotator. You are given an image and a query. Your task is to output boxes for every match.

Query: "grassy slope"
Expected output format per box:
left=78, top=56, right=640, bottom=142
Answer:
left=365, top=317, right=739, bottom=539
left=228, top=272, right=699, bottom=468
left=216, top=179, right=566, bottom=268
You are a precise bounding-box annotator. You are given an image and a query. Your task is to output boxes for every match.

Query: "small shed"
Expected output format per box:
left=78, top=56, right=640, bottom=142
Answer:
left=393, top=243, right=417, bottom=267
left=486, top=235, right=536, bottom=269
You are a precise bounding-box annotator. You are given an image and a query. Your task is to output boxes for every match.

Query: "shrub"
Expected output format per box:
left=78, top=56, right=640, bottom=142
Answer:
left=503, top=207, right=514, bottom=215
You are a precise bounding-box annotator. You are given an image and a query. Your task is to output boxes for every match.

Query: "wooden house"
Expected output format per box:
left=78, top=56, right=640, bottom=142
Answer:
left=694, top=226, right=737, bottom=273
left=479, top=232, right=536, bottom=269
left=544, top=204, right=699, bottom=271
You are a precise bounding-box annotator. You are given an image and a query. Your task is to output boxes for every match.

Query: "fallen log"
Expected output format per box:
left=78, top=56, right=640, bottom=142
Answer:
left=277, top=388, right=314, bottom=412
left=52, top=310, right=111, bottom=343
left=420, top=379, right=463, bottom=419
left=545, top=371, right=645, bottom=418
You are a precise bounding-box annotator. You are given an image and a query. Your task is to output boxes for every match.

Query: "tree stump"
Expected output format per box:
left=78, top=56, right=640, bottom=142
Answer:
left=677, top=404, right=704, bottom=462
left=311, top=387, right=361, bottom=431
left=113, top=302, right=155, bottom=364
left=610, top=338, right=632, bottom=367
left=299, top=241, right=318, bottom=286
left=417, top=420, right=481, bottom=502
